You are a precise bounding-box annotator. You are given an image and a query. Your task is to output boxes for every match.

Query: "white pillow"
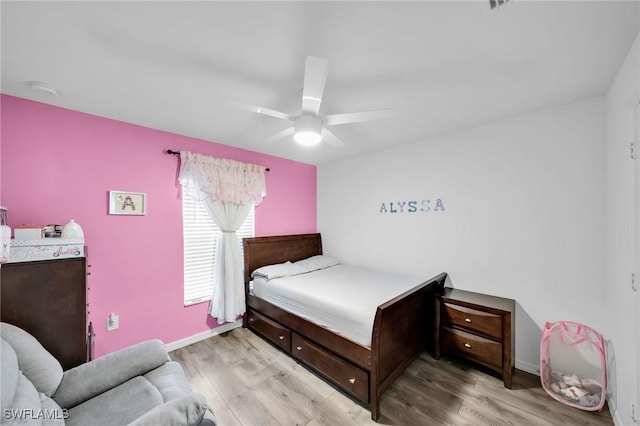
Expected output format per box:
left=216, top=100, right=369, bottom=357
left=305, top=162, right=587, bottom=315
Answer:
left=251, top=261, right=306, bottom=280
left=294, top=255, right=340, bottom=272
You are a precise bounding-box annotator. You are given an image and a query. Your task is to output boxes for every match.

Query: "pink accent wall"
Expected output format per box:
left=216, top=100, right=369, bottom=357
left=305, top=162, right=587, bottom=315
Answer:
left=0, top=95, right=316, bottom=357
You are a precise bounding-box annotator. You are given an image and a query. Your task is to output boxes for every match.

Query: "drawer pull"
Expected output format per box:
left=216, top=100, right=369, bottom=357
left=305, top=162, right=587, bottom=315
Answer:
left=278, top=335, right=285, bottom=340
left=464, top=318, right=472, bottom=323
left=348, top=378, right=356, bottom=384
left=249, top=318, right=255, bottom=323
left=464, top=343, right=472, bottom=349
left=296, top=346, right=302, bottom=351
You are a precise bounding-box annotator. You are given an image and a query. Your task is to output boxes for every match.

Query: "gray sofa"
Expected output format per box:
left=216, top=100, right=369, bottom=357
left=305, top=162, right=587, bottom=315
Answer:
left=1, top=322, right=216, bottom=425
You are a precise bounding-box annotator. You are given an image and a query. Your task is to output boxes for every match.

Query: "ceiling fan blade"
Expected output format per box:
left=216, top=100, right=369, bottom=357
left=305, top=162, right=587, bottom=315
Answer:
left=301, top=56, right=328, bottom=115
left=263, top=127, right=295, bottom=144
left=324, top=109, right=396, bottom=126
left=321, top=128, right=345, bottom=148
left=221, top=97, right=293, bottom=121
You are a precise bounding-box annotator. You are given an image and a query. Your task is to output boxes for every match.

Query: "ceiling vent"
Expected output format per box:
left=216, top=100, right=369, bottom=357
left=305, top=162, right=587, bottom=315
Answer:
left=480, top=0, right=513, bottom=15
left=489, top=0, right=511, bottom=10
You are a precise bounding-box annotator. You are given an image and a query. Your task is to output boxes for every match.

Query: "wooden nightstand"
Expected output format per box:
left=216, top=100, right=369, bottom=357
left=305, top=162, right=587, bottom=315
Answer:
left=434, top=288, right=515, bottom=388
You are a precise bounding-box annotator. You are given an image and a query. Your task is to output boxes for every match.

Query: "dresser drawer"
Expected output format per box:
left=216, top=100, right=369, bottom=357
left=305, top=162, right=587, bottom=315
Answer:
left=441, top=326, right=502, bottom=371
left=442, top=302, right=502, bottom=340
left=247, top=309, right=291, bottom=353
left=292, top=333, right=369, bottom=403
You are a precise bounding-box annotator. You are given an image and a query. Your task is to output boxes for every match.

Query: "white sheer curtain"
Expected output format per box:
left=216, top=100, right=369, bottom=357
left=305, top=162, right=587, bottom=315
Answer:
left=178, top=151, right=266, bottom=322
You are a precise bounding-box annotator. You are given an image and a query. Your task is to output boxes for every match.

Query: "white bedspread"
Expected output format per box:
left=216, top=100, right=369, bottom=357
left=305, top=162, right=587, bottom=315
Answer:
left=252, top=264, right=425, bottom=347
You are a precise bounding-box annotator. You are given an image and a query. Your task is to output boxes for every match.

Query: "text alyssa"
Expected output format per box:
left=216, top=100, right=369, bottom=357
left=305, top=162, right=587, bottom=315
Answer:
left=379, top=199, right=446, bottom=214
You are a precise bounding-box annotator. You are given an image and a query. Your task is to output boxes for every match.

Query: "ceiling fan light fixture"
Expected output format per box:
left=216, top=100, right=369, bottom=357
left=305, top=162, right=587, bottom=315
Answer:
left=294, top=114, right=322, bottom=146
left=295, top=131, right=322, bottom=146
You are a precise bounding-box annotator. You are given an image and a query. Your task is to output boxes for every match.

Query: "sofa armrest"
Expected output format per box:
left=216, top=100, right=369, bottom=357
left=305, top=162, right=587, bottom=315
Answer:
left=128, top=393, right=215, bottom=426
left=53, top=339, right=170, bottom=408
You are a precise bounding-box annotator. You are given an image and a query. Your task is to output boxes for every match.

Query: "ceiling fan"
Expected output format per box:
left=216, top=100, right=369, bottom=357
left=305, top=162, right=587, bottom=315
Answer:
left=225, top=56, right=395, bottom=147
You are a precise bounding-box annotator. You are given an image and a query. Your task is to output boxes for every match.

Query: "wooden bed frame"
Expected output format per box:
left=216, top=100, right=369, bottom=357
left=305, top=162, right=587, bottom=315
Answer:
left=242, top=233, right=447, bottom=421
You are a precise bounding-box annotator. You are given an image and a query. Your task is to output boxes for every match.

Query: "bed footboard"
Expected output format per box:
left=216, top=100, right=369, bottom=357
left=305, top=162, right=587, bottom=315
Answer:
left=369, top=272, right=447, bottom=420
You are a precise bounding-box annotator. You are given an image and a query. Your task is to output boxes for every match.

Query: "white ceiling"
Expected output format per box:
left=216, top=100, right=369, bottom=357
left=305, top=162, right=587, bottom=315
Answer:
left=2, top=1, right=639, bottom=165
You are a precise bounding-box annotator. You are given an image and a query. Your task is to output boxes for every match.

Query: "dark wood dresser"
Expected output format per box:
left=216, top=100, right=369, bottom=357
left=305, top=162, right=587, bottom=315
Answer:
left=434, top=287, right=515, bottom=388
left=1, top=256, right=92, bottom=370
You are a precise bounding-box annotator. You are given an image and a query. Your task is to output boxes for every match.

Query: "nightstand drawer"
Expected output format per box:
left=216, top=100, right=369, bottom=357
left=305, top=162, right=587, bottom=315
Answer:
left=441, top=326, right=502, bottom=371
left=247, top=309, right=291, bottom=353
left=442, top=302, right=502, bottom=340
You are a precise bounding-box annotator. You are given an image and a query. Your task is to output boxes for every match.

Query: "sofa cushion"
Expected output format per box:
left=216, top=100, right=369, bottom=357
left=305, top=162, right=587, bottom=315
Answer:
left=1, top=338, right=66, bottom=425
left=39, top=393, right=67, bottom=425
left=1, top=339, right=19, bottom=413
left=0, top=323, right=63, bottom=397
left=66, top=376, right=163, bottom=426
left=54, top=339, right=170, bottom=409
left=128, top=394, right=209, bottom=426
left=143, top=361, right=193, bottom=402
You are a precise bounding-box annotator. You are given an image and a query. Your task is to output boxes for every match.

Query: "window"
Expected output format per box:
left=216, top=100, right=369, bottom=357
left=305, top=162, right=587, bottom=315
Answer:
left=182, top=196, right=254, bottom=305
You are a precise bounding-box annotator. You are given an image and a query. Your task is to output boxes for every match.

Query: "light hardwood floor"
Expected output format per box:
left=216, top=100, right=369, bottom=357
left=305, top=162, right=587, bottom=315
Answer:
left=170, top=327, right=613, bottom=426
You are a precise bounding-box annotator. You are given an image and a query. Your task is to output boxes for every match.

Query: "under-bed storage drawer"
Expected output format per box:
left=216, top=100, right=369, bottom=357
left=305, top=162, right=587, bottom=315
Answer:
left=247, top=309, right=291, bottom=352
left=441, top=326, right=502, bottom=372
left=291, top=333, right=369, bottom=403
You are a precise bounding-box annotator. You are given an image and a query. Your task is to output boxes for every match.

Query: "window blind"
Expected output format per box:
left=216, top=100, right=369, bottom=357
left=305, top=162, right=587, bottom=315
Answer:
left=182, top=196, right=254, bottom=305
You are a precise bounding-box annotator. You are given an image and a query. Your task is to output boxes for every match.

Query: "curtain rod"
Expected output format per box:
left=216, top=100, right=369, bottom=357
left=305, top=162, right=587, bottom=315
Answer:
left=165, top=150, right=270, bottom=171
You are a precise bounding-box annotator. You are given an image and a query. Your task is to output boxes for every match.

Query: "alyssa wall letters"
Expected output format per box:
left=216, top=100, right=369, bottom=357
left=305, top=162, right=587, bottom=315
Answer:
left=379, top=199, right=446, bottom=214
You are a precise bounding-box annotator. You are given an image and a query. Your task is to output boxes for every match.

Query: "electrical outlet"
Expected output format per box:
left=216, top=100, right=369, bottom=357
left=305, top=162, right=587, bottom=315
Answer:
left=107, top=313, right=119, bottom=331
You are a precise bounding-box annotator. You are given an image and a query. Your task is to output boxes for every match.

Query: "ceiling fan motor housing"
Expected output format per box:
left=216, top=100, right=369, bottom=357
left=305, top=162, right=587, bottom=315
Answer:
left=294, top=114, right=322, bottom=145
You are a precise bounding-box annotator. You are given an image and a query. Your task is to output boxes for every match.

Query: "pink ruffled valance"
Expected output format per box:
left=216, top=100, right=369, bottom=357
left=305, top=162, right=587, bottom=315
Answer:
left=178, top=151, right=267, bottom=206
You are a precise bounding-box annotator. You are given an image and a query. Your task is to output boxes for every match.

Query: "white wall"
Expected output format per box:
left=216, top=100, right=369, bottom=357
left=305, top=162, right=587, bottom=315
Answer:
left=604, top=33, right=639, bottom=426
left=318, top=97, right=606, bottom=374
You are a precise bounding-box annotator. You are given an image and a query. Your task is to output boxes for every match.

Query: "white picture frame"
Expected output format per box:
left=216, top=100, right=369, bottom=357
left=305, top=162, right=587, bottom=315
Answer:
left=109, top=191, right=146, bottom=215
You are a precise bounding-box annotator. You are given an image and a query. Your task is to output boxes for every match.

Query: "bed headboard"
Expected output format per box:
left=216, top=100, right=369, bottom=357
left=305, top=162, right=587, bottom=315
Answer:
left=243, top=233, right=323, bottom=285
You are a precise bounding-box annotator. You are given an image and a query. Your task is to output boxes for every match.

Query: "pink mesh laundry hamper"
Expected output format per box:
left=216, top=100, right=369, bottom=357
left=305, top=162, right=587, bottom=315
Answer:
left=540, top=321, right=606, bottom=411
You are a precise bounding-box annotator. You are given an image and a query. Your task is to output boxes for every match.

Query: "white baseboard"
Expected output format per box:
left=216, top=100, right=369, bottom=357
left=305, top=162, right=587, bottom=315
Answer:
left=515, top=359, right=540, bottom=376
left=164, top=320, right=243, bottom=352
left=606, top=396, right=626, bottom=426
